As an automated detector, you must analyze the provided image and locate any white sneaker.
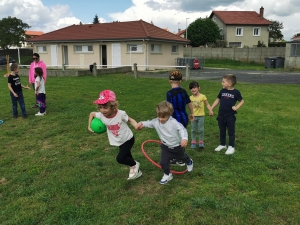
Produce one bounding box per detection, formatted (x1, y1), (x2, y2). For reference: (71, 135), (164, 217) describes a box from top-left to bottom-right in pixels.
(225, 146), (235, 155)
(186, 159), (193, 172)
(128, 170), (142, 180)
(35, 112), (45, 116)
(215, 145), (227, 151)
(160, 173), (173, 185)
(128, 161), (140, 179)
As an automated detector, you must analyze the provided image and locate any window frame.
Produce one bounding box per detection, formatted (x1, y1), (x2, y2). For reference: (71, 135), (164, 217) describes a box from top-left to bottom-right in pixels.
(127, 44), (143, 53)
(150, 44), (162, 53)
(74, 45), (93, 53)
(171, 45), (179, 54)
(290, 43), (300, 57)
(236, 27), (243, 36)
(229, 42), (242, 48)
(253, 27), (261, 36)
(36, 46), (47, 53)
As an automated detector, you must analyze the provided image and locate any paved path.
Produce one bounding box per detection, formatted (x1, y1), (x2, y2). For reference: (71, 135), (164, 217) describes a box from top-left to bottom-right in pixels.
(136, 68), (300, 84)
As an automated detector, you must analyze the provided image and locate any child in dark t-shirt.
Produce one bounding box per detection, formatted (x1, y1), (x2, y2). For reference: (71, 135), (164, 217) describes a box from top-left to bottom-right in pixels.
(211, 74), (244, 155)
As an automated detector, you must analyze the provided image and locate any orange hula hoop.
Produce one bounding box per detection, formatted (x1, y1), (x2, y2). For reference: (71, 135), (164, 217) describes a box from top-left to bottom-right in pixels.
(141, 140), (187, 175)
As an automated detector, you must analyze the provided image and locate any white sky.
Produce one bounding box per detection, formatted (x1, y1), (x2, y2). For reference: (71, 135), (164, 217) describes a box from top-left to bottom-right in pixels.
(0, 0), (299, 40)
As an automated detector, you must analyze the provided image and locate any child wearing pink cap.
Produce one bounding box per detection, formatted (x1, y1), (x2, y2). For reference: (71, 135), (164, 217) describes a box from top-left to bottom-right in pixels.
(88, 90), (142, 180)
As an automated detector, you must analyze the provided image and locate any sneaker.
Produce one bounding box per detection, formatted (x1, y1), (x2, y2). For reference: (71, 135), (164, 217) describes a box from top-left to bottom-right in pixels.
(186, 159), (193, 172)
(35, 112), (45, 116)
(199, 141), (205, 148)
(128, 170), (142, 180)
(170, 159), (185, 166)
(128, 161), (140, 179)
(215, 145), (227, 151)
(190, 140), (196, 148)
(22, 114), (28, 118)
(160, 173), (173, 185)
(225, 146), (235, 155)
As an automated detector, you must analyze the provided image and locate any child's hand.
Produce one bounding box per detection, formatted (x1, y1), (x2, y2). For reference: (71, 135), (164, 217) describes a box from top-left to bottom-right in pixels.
(14, 93), (18, 97)
(24, 85), (30, 89)
(88, 127), (95, 133)
(232, 106), (237, 111)
(135, 122), (143, 130)
(189, 114), (194, 122)
(35, 91), (38, 95)
(181, 139), (187, 147)
(209, 110), (214, 116)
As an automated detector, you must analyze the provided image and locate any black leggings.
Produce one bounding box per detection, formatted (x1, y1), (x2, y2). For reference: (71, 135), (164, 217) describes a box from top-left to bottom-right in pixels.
(116, 136), (136, 167)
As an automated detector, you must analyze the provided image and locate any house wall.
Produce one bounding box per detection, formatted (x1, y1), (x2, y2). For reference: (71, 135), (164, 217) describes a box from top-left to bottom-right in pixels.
(184, 47), (286, 63)
(32, 41), (184, 70)
(284, 43), (300, 68)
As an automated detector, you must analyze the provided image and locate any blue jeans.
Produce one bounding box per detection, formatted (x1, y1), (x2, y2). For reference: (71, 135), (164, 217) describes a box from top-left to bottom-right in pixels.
(191, 116), (204, 141)
(10, 91), (27, 116)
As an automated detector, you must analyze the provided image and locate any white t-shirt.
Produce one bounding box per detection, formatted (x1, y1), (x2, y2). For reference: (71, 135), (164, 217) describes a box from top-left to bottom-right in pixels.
(35, 76), (45, 94)
(95, 110), (133, 146)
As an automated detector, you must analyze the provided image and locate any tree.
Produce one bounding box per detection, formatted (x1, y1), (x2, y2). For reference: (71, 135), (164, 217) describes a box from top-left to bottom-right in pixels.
(186, 17), (221, 47)
(268, 20), (284, 42)
(0, 16), (30, 50)
(293, 33), (300, 37)
(93, 14), (100, 24)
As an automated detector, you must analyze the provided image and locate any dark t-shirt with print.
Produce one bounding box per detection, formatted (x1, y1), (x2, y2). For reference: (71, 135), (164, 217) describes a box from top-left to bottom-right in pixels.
(8, 74), (22, 92)
(217, 88), (243, 115)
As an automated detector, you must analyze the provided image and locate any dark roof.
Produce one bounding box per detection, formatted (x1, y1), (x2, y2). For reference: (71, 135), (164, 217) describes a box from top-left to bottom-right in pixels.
(209, 11), (272, 25)
(28, 20), (189, 44)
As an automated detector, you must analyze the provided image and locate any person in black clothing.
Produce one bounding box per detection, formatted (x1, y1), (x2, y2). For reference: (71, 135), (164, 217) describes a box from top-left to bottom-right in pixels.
(7, 63), (31, 118)
(211, 74), (244, 155)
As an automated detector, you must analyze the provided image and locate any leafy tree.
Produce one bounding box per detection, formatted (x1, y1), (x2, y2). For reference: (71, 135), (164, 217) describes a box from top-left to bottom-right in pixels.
(93, 14), (100, 24)
(0, 16), (30, 50)
(268, 20), (284, 41)
(293, 33), (300, 37)
(186, 17), (221, 47)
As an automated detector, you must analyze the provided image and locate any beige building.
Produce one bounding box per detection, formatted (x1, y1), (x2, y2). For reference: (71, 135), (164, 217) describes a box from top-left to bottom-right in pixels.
(209, 7), (272, 48)
(27, 20), (189, 70)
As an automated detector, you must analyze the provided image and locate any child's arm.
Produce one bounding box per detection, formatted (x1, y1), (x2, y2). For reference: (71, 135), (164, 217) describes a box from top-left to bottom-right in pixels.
(135, 122), (144, 130)
(7, 83), (18, 97)
(128, 117), (138, 128)
(232, 99), (244, 111)
(35, 81), (40, 94)
(22, 84), (30, 90)
(187, 102), (194, 121)
(88, 112), (97, 133)
(210, 98), (220, 116)
(204, 100), (213, 116)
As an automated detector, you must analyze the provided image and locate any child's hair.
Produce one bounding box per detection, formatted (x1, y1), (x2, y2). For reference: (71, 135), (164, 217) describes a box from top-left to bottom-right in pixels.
(223, 74), (237, 86)
(169, 70), (182, 81)
(34, 67), (43, 78)
(189, 81), (200, 89)
(156, 101), (174, 118)
(98, 101), (119, 111)
(10, 63), (19, 71)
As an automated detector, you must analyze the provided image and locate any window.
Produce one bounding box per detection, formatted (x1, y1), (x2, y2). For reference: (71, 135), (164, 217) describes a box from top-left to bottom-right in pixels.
(127, 44), (142, 53)
(291, 43), (300, 56)
(220, 28), (224, 40)
(74, 45), (93, 53)
(171, 45), (178, 53)
(213, 17), (217, 22)
(253, 27), (261, 36)
(229, 42), (242, 48)
(37, 46), (47, 53)
(151, 44), (162, 53)
(236, 27), (243, 36)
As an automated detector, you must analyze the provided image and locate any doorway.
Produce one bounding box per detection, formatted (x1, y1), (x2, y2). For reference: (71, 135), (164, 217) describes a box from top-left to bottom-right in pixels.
(62, 45), (69, 65)
(100, 45), (107, 68)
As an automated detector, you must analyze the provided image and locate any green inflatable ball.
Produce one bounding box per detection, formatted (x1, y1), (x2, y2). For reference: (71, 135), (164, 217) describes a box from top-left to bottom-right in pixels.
(91, 118), (107, 134)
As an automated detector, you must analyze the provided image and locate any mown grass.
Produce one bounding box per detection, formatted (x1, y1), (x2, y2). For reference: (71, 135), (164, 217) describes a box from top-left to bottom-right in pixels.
(0, 70), (299, 225)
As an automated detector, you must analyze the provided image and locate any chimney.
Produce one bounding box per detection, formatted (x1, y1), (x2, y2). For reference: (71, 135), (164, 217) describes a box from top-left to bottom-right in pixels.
(259, 6), (264, 17)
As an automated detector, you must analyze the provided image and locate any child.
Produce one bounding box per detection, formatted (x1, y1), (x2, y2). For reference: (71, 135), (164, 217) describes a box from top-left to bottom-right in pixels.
(167, 70), (194, 166)
(34, 67), (46, 116)
(29, 53), (47, 108)
(136, 101), (193, 185)
(7, 63), (30, 118)
(211, 74), (244, 155)
(189, 81), (213, 149)
(88, 90), (142, 180)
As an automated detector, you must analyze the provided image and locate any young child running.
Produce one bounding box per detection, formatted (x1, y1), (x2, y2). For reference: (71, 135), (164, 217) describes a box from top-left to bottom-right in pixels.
(189, 81), (213, 149)
(211, 74), (244, 155)
(167, 70), (194, 166)
(34, 67), (46, 116)
(7, 63), (30, 118)
(136, 101), (193, 185)
(88, 90), (142, 180)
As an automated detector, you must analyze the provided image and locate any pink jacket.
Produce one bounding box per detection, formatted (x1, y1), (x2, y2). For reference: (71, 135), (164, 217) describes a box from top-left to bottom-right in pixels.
(29, 60), (47, 84)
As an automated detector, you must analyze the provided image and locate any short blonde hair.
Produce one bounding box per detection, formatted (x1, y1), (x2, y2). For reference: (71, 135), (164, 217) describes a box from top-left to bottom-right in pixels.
(223, 74), (237, 86)
(156, 101), (174, 118)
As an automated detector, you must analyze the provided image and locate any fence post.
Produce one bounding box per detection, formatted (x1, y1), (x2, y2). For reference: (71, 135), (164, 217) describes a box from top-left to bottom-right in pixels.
(93, 63), (97, 76)
(134, 63), (138, 79)
(62, 64), (65, 71)
(185, 63), (190, 81)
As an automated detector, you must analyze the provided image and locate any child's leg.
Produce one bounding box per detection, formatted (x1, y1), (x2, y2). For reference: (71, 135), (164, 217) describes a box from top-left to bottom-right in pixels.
(116, 137), (136, 167)
(191, 119), (197, 142)
(10, 92), (18, 116)
(217, 116), (226, 146)
(37, 93), (46, 113)
(160, 144), (172, 175)
(17, 92), (27, 116)
(227, 115), (236, 147)
(198, 116), (205, 141)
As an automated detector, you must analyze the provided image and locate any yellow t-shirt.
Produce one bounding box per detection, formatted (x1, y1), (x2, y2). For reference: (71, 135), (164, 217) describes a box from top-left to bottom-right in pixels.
(190, 94), (207, 116)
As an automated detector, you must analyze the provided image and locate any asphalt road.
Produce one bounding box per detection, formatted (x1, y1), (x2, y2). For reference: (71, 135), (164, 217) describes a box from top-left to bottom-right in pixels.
(136, 68), (300, 84)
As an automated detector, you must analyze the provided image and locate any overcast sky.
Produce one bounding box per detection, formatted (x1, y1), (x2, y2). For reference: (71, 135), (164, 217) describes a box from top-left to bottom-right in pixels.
(1, 0), (299, 40)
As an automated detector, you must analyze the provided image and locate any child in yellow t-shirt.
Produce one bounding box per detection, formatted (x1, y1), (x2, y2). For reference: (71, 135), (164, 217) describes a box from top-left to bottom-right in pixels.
(189, 81), (213, 148)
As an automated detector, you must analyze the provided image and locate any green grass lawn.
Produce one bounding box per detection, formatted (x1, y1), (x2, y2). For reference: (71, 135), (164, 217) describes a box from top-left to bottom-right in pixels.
(0, 71), (299, 225)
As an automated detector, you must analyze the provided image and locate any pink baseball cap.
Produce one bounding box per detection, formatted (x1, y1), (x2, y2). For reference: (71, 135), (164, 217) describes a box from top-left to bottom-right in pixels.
(93, 90), (116, 104)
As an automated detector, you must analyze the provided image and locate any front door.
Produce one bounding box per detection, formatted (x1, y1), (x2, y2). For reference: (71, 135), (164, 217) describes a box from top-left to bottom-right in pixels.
(50, 45), (58, 66)
(112, 44), (121, 68)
